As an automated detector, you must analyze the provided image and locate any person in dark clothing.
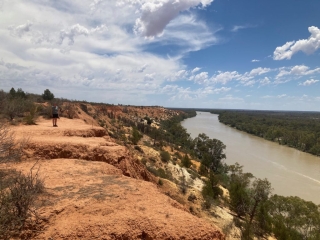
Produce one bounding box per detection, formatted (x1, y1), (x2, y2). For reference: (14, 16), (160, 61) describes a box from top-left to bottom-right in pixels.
(51, 103), (59, 127)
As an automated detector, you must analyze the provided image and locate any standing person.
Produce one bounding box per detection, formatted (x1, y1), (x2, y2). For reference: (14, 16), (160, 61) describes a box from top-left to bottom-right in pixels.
(51, 103), (59, 127)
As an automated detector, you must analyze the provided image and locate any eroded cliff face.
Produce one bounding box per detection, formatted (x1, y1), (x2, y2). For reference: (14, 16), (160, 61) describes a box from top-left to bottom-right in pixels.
(2, 115), (225, 239)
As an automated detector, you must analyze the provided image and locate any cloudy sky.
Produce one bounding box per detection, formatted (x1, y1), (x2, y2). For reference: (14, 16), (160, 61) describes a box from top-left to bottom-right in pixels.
(1, 0), (320, 111)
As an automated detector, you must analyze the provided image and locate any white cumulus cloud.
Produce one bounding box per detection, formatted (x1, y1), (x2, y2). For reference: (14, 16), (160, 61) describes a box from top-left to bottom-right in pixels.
(211, 71), (241, 85)
(190, 71), (209, 84)
(273, 26), (320, 60)
(192, 67), (201, 74)
(249, 67), (271, 77)
(276, 65), (320, 79)
(134, 0), (214, 37)
(299, 79), (319, 86)
(260, 77), (271, 86)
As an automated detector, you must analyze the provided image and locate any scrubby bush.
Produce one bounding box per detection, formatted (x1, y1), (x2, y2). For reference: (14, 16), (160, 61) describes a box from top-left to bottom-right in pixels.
(188, 193), (197, 202)
(63, 102), (77, 119)
(39, 104), (54, 119)
(80, 103), (88, 114)
(131, 127), (142, 145)
(180, 175), (188, 195)
(146, 166), (173, 181)
(0, 168), (44, 238)
(158, 178), (163, 186)
(24, 103), (38, 125)
(134, 145), (144, 153)
(0, 124), (27, 163)
(181, 154), (192, 168)
(98, 119), (106, 127)
(0, 124), (45, 238)
(160, 150), (171, 162)
(4, 97), (27, 121)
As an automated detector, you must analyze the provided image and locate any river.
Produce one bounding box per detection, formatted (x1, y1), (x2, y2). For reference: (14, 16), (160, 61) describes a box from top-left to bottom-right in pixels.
(181, 112), (320, 204)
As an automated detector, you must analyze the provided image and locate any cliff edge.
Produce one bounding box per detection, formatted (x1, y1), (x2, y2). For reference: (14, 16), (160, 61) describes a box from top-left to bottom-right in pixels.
(1, 116), (225, 239)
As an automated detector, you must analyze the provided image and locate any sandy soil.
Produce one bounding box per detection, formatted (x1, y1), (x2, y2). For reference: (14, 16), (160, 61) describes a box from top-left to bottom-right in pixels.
(1, 116), (225, 239)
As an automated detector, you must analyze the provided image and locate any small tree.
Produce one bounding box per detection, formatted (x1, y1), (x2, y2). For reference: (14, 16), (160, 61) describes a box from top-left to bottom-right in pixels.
(228, 163), (253, 217)
(42, 89), (54, 101)
(228, 163), (273, 239)
(248, 178), (272, 224)
(181, 154), (192, 168)
(202, 172), (223, 200)
(194, 133), (226, 174)
(267, 195), (320, 240)
(16, 88), (26, 99)
(9, 87), (16, 98)
(131, 127), (142, 145)
(9, 88), (27, 99)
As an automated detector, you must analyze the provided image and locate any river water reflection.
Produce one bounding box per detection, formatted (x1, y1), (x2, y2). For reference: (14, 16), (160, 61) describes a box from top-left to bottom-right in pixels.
(181, 112), (320, 204)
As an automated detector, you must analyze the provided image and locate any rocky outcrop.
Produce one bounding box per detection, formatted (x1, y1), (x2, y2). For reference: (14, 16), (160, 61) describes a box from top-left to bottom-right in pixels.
(24, 142), (155, 182)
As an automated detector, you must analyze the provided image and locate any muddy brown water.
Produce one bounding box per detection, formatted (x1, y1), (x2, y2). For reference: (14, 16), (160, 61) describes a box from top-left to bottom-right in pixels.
(182, 112), (320, 204)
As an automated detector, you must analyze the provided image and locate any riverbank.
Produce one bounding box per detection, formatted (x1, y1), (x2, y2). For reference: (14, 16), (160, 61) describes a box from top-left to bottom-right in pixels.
(215, 110), (320, 157)
(182, 112), (320, 204)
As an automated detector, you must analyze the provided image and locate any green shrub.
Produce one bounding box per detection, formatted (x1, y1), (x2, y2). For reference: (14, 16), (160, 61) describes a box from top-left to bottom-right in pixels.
(181, 154), (192, 168)
(180, 175), (188, 195)
(134, 145), (144, 153)
(80, 103), (88, 114)
(131, 127), (142, 145)
(201, 173), (223, 200)
(187, 168), (200, 180)
(146, 166), (172, 181)
(158, 178), (163, 186)
(24, 104), (38, 125)
(160, 150), (171, 162)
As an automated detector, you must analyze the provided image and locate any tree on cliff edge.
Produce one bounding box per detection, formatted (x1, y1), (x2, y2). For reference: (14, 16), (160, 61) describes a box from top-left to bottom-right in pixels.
(42, 89), (54, 101)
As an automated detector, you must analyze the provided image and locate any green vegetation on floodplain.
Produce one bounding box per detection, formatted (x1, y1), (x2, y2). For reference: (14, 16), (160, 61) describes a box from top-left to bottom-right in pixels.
(211, 110), (320, 157)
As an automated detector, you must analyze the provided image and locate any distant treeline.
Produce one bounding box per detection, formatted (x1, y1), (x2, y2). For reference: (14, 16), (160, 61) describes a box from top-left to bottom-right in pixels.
(211, 110), (320, 156)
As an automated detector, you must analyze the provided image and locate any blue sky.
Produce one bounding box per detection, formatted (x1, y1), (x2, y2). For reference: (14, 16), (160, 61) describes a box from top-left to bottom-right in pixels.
(1, 0), (320, 111)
